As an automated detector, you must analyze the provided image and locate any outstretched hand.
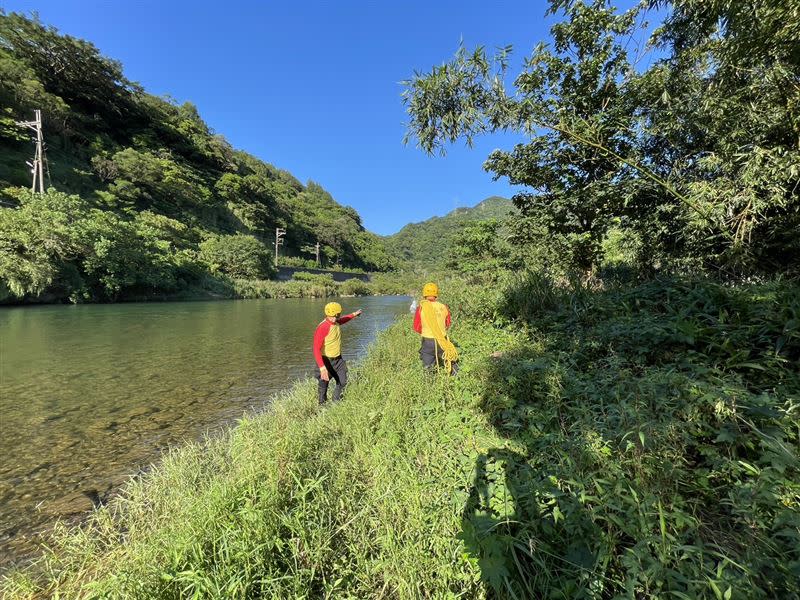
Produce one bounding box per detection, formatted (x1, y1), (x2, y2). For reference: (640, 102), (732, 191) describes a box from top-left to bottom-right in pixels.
(353, 309), (363, 317)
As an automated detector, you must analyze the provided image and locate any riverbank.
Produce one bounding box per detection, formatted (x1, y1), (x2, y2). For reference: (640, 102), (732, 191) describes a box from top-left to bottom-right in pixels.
(3, 274), (798, 598)
(1, 271), (428, 305)
(228, 271), (425, 299)
(3, 312), (500, 598)
(0, 296), (410, 575)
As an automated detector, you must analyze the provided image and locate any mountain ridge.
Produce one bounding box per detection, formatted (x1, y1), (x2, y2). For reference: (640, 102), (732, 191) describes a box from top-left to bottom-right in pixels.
(383, 195), (516, 267)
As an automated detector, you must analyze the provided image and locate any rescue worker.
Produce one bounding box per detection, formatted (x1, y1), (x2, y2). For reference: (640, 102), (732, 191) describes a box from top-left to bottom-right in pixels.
(413, 282), (458, 374)
(313, 302), (363, 404)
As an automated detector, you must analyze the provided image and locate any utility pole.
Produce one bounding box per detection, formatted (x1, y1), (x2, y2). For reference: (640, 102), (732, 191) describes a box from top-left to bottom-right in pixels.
(16, 110), (46, 194)
(274, 227), (286, 267)
(301, 241), (321, 266)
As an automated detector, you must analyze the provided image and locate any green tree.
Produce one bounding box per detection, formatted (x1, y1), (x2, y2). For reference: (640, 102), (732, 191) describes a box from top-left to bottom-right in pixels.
(447, 219), (512, 278)
(0, 189), (195, 301)
(403, 1), (641, 274)
(404, 0), (800, 277)
(199, 233), (274, 279)
(0, 189), (89, 298)
(81, 212), (159, 300)
(628, 0), (800, 274)
(0, 10), (142, 131)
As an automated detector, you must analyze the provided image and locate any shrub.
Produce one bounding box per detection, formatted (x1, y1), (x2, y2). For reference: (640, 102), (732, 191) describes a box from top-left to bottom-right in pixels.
(0, 189), (193, 301)
(279, 256), (318, 269)
(0, 189), (89, 298)
(199, 234), (274, 280)
(340, 278), (371, 296)
(292, 271), (334, 284)
(458, 275), (800, 597)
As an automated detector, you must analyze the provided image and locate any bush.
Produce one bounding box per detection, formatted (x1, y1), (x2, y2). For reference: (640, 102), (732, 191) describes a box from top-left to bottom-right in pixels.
(339, 278), (371, 296)
(292, 271), (334, 284)
(230, 278), (336, 299)
(199, 234), (274, 280)
(0, 189), (88, 299)
(0, 189), (197, 301)
(279, 256), (318, 269)
(456, 275), (800, 598)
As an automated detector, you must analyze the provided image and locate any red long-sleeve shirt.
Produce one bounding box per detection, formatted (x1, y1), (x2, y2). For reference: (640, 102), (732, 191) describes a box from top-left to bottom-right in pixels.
(312, 314), (354, 367)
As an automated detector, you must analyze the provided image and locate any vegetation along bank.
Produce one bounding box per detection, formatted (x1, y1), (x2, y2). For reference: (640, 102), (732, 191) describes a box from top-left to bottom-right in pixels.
(1, 0), (799, 597)
(3, 273), (798, 598)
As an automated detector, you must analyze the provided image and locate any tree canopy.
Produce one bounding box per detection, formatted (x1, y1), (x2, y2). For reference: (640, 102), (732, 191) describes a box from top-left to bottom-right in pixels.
(0, 11), (395, 302)
(403, 0), (800, 277)
(383, 196), (515, 269)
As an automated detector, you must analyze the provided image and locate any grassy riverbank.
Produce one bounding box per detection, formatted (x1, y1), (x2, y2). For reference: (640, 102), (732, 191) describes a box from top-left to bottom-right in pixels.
(2, 271), (427, 304)
(229, 272), (428, 300)
(3, 274), (798, 598)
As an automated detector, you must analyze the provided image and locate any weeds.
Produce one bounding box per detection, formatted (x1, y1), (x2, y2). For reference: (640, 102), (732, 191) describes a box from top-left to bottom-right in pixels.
(457, 273), (800, 598)
(2, 274), (797, 598)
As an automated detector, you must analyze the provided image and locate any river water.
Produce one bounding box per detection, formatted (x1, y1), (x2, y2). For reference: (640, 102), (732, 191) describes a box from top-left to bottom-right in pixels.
(0, 296), (409, 570)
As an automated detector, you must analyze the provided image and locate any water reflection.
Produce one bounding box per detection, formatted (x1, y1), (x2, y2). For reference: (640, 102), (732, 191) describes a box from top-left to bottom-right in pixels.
(0, 296), (407, 569)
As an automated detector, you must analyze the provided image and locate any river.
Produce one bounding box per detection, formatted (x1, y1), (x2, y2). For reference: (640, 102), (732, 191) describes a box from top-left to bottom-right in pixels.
(0, 296), (409, 571)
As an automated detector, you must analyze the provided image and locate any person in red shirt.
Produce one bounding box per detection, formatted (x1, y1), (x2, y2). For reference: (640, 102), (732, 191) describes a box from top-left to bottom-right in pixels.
(313, 301), (363, 404)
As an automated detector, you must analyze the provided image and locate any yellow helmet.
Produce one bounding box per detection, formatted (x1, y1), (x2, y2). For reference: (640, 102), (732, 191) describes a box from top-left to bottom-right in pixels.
(324, 302), (342, 317)
(422, 282), (439, 298)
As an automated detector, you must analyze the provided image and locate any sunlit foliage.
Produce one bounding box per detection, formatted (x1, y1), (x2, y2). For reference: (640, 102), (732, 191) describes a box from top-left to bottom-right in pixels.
(403, 0), (800, 277)
(0, 11), (394, 302)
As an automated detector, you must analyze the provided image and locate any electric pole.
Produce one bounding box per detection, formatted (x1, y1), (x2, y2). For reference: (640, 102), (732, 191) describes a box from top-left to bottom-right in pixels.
(274, 227), (286, 267)
(16, 110), (46, 194)
(301, 240), (321, 266)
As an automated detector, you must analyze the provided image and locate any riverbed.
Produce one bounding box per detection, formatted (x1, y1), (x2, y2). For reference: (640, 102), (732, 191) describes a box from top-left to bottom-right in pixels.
(0, 296), (409, 570)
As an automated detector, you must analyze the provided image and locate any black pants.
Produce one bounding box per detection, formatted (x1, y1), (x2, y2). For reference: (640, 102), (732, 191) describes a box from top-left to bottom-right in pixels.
(420, 337), (458, 374)
(317, 355), (348, 404)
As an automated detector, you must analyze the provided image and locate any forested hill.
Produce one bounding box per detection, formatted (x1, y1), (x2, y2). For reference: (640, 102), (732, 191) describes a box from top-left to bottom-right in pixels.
(0, 12), (394, 303)
(383, 196), (515, 267)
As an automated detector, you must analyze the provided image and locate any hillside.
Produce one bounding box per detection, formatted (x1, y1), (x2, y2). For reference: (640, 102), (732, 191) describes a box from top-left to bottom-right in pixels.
(383, 195), (515, 267)
(0, 12), (394, 302)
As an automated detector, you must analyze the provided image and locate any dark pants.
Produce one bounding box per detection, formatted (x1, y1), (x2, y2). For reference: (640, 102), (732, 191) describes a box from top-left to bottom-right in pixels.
(420, 337), (458, 374)
(317, 355), (348, 404)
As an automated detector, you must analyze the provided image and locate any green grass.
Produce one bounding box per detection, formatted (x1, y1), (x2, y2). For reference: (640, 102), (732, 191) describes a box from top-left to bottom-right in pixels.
(227, 271), (429, 300)
(3, 274), (798, 599)
(461, 275), (800, 598)
(1, 316), (516, 599)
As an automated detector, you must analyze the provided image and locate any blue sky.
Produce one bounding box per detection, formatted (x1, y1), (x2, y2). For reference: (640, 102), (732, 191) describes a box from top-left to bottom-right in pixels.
(3, 1), (638, 235)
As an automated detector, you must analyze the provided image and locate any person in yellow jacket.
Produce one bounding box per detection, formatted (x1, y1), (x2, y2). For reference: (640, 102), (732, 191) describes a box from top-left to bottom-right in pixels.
(412, 282), (458, 374)
(313, 301), (363, 404)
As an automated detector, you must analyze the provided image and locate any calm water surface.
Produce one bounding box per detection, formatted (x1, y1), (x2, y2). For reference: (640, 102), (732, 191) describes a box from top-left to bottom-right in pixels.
(0, 296), (409, 570)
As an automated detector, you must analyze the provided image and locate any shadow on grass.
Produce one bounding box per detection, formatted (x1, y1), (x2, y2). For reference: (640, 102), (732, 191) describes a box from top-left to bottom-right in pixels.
(460, 345), (612, 599)
(460, 273), (800, 598)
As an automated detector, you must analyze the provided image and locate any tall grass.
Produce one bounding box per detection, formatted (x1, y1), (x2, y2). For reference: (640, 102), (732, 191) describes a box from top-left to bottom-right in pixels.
(1, 317), (516, 599)
(3, 274), (798, 598)
(229, 271), (431, 299)
(456, 273), (800, 598)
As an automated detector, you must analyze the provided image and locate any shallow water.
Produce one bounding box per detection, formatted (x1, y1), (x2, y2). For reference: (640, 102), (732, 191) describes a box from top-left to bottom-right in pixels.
(0, 296), (409, 570)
